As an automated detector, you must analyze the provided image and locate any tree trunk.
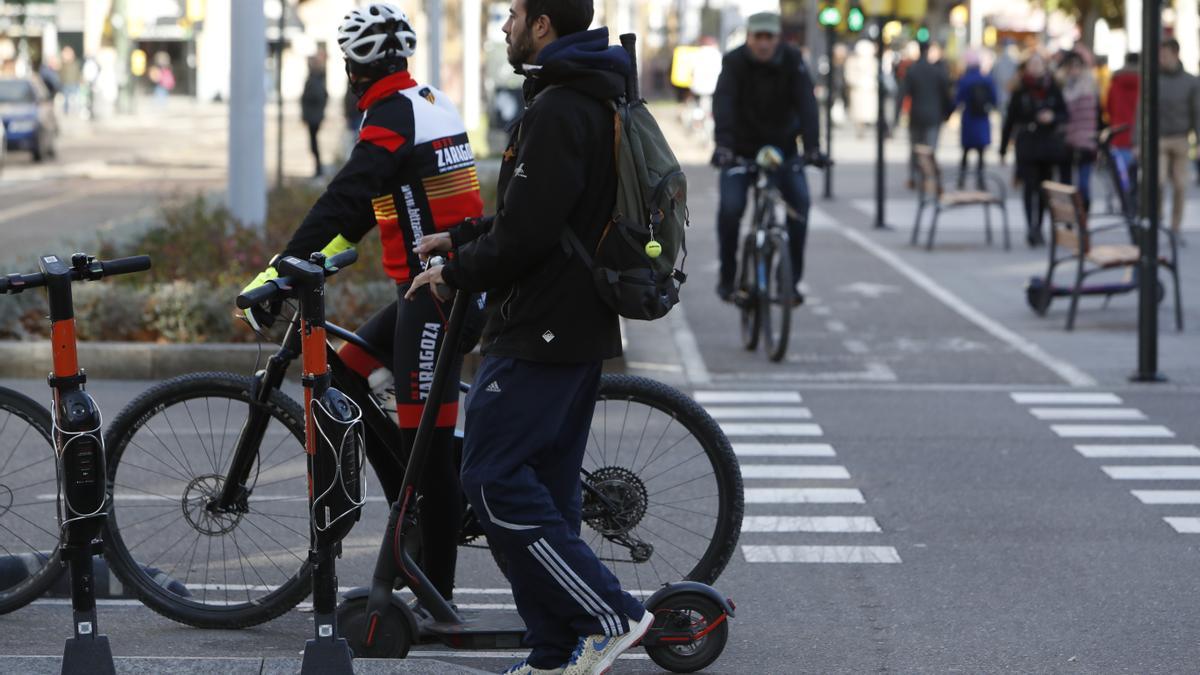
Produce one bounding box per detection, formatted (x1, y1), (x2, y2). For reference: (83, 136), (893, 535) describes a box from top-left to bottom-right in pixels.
(1081, 3), (1099, 51)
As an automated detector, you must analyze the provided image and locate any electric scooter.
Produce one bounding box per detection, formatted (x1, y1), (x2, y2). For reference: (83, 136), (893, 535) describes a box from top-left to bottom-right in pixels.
(1, 252), (152, 675)
(237, 250), (366, 674)
(335, 263), (734, 673)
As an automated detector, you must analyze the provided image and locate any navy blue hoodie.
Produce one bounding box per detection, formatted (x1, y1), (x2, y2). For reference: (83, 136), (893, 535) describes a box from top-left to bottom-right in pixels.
(442, 28), (629, 363)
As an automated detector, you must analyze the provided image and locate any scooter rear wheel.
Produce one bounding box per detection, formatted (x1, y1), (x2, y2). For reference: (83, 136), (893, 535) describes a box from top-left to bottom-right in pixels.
(644, 593), (729, 673)
(337, 596), (413, 659)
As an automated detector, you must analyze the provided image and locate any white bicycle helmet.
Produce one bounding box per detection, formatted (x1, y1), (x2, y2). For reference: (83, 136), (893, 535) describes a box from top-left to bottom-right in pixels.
(338, 3), (417, 65)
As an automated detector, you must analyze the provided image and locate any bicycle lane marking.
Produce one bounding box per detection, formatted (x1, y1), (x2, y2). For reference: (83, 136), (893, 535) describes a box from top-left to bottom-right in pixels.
(832, 224), (1096, 387)
(695, 388), (901, 564)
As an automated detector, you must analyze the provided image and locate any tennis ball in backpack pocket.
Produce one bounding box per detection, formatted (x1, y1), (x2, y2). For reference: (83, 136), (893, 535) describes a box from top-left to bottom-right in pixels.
(645, 240), (662, 259)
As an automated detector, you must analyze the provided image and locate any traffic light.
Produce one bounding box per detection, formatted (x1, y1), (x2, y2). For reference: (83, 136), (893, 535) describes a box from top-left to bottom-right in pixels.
(847, 0), (865, 32)
(916, 26), (930, 43)
(818, 5), (842, 27)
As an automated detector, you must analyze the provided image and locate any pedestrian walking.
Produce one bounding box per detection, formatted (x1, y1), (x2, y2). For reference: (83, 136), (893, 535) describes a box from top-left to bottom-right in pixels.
(846, 39), (878, 137)
(1105, 52), (1140, 198)
(1060, 50), (1099, 212)
(1155, 39), (1200, 245)
(953, 49), (997, 189)
(899, 40), (952, 187)
(999, 53), (1068, 247)
(991, 40), (1019, 112)
(59, 46), (81, 117)
(342, 87), (362, 161)
(407, 0), (653, 671)
(301, 57), (329, 178)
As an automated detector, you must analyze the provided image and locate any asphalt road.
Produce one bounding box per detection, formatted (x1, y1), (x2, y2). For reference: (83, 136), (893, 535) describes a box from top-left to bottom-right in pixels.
(2, 115), (1200, 673)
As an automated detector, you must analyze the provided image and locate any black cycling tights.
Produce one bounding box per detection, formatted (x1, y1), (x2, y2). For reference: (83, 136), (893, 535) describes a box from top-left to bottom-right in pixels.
(338, 283), (463, 601)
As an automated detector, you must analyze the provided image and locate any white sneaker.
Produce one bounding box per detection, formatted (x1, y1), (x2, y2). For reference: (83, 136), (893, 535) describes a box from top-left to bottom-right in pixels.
(561, 612), (654, 675)
(500, 659), (565, 675)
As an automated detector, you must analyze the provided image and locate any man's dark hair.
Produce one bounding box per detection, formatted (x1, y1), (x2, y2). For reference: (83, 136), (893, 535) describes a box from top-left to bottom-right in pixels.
(1163, 38), (1181, 54)
(525, 0), (593, 37)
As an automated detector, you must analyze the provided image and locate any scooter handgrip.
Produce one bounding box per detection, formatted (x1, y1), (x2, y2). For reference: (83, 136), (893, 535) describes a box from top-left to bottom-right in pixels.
(237, 280), (283, 309)
(101, 255), (152, 278)
(326, 249), (358, 271)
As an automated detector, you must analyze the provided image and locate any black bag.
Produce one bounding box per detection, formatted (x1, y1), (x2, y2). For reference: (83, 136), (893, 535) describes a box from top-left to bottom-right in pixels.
(966, 81), (991, 117)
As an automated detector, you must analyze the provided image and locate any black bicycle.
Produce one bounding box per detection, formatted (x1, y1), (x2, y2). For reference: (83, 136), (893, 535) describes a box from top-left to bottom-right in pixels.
(101, 264), (744, 629)
(731, 148), (829, 363)
(0, 386), (57, 614)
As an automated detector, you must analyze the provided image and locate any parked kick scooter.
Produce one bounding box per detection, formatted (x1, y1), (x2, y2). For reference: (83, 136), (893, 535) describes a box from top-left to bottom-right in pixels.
(335, 259), (735, 673)
(237, 250), (365, 674)
(1, 252), (152, 675)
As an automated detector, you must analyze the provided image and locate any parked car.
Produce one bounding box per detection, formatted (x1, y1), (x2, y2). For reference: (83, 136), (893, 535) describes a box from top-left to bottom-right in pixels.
(0, 76), (58, 162)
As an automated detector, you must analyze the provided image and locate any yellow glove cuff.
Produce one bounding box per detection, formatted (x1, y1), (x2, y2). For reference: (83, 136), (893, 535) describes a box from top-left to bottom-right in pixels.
(320, 235), (355, 260)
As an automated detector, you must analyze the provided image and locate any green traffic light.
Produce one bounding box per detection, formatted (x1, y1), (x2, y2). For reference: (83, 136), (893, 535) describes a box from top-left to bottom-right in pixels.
(916, 26), (930, 42)
(818, 6), (841, 27)
(847, 7), (865, 32)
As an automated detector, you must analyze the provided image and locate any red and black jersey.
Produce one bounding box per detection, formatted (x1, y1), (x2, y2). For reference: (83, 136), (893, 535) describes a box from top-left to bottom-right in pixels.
(284, 71), (483, 283)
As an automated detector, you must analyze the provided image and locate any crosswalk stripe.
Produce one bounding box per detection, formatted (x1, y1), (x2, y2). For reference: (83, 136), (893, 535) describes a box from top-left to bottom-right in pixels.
(1131, 490), (1200, 504)
(1030, 407), (1147, 421)
(740, 465), (850, 480)
(742, 545), (901, 563)
(745, 488), (864, 503)
(1011, 392), (1122, 405)
(1163, 517), (1200, 533)
(1075, 444), (1200, 458)
(742, 516), (880, 533)
(1103, 466), (1200, 480)
(1050, 425), (1174, 438)
(733, 443), (836, 457)
(694, 391), (802, 404)
(705, 406), (813, 420)
(720, 422), (823, 437)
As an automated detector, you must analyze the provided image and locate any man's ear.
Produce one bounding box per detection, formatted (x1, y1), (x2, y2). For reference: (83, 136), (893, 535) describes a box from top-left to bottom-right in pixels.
(533, 14), (554, 42)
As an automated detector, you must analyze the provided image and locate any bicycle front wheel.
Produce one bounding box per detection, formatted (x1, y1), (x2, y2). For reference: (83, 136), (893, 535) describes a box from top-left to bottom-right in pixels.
(0, 387), (60, 614)
(737, 233), (760, 351)
(582, 375), (743, 587)
(102, 373), (312, 628)
(762, 234), (793, 363)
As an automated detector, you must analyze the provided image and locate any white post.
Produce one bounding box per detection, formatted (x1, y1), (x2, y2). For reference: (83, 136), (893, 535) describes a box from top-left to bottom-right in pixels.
(1176, 0), (1199, 74)
(229, 0), (267, 228)
(1126, 0), (1142, 54)
(427, 0), (443, 89)
(463, 0), (481, 127)
(968, 0), (984, 48)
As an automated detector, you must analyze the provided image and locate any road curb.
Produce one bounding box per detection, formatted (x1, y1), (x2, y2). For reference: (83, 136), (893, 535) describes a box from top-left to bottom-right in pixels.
(0, 655), (491, 674)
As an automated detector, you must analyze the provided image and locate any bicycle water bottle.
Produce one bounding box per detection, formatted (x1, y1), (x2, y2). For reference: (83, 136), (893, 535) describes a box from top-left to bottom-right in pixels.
(367, 367), (397, 415)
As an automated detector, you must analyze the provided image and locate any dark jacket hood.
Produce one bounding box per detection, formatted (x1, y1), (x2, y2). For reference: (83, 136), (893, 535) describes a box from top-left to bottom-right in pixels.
(524, 27), (630, 100)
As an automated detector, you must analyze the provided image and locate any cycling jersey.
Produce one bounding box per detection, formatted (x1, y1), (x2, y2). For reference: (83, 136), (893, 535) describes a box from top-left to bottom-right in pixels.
(284, 71), (484, 282)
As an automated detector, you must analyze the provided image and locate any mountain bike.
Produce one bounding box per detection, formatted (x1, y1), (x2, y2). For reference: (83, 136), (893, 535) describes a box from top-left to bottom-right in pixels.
(101, 256), (744, 629)
(0, 252), (151, 674)
(0, 386), (56, 614)
(731, 148), (830, 363)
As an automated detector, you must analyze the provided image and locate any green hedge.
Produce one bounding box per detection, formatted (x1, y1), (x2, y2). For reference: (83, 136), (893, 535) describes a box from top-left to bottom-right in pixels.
(7, 177), (498, 343)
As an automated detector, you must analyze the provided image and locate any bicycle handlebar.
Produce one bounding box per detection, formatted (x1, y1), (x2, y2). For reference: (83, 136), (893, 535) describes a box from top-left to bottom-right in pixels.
(0, 254), (152, 295)
(728, 153), (833, 173)
(235, 249), (358, 309)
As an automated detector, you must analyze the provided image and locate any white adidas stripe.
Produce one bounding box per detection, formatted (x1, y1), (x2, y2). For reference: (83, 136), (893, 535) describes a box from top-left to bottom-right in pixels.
(530, 539), (621, 636)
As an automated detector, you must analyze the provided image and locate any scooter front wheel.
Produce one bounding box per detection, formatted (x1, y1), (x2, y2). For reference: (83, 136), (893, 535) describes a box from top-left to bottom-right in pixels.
(336, 595), (413, 659)
(644, 593), (730, 673)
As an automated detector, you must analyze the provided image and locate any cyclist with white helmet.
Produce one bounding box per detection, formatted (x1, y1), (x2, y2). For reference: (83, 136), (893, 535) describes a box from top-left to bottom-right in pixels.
(242, 2), (483, 605)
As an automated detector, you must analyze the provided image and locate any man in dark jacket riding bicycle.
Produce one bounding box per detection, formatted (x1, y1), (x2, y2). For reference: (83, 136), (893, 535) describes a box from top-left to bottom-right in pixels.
(711, 11), (823, 305)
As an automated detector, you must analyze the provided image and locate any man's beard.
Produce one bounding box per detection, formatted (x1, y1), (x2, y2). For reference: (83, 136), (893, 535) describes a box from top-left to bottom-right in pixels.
(507, 30), (535, 72)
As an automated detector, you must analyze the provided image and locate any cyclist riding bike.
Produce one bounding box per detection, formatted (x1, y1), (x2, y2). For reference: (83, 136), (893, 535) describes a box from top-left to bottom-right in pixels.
(711, 11), (824, 305)
(241, 2), (482, 605)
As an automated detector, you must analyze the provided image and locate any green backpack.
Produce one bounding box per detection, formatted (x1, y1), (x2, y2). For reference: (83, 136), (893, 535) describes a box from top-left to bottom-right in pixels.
(563, 37), (689, 321)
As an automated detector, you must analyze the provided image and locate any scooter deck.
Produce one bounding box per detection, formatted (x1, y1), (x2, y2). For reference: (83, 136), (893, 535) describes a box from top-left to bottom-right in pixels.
(419, 609), (527, 649)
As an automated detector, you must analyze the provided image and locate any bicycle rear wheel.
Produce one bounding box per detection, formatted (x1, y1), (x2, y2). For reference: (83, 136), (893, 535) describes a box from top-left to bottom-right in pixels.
(0, 387), (59, 614)
(572, 375), (742, 587)
(102, 373), (312, 628)
(737, 234), (760, 351)
(761, 234), (793, 363)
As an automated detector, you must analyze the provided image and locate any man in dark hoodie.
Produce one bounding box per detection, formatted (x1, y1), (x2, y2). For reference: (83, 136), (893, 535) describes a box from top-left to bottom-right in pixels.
(711, 11), (822, 304)
(408, 1), (649, 673)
